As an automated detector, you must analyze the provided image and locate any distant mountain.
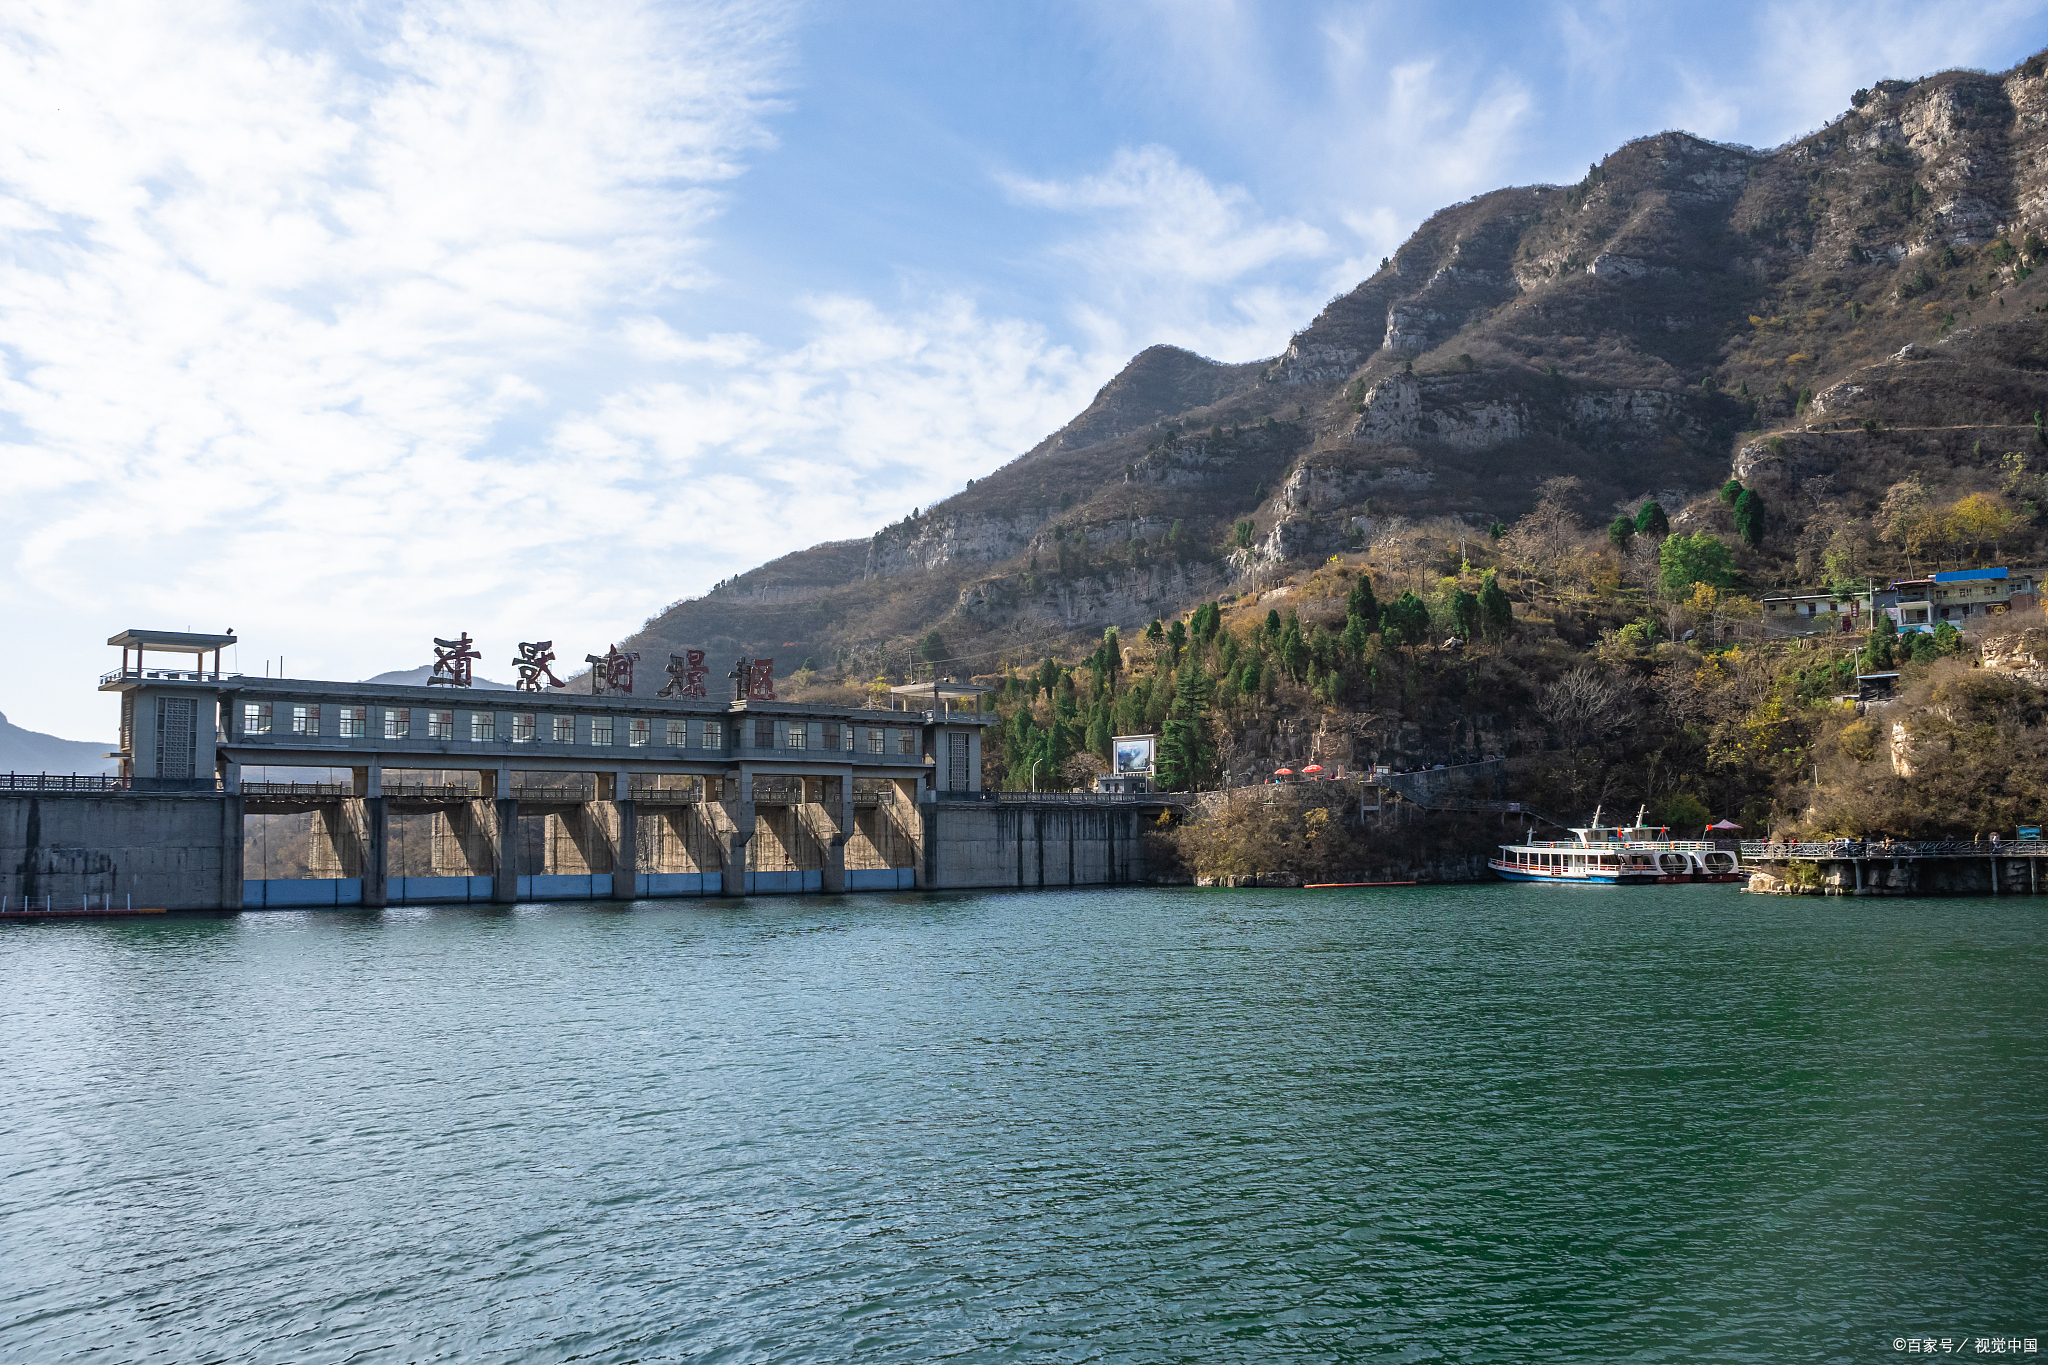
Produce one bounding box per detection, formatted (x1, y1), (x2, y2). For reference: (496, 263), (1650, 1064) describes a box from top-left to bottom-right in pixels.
(617, 49), (2048, 680)
(362, 665), (517, 690)
(0, 710), (117, 775)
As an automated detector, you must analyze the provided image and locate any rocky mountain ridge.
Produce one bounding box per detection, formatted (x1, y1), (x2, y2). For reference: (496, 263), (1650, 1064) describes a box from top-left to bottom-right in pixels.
(618, 49), (2048, 681)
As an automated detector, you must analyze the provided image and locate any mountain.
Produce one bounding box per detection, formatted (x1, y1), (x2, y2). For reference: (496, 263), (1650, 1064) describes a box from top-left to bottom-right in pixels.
(0, 710), (117, 775)
(619, 51), (2048, 682)
(362, 665), (517, 690)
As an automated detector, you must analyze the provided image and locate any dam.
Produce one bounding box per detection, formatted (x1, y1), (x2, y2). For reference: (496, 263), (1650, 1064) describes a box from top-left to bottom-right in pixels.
(2, 629), (1159, 912)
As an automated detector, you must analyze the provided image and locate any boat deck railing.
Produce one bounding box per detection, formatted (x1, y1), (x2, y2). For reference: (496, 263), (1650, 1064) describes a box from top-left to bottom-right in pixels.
(1512, 838), (1718, 851)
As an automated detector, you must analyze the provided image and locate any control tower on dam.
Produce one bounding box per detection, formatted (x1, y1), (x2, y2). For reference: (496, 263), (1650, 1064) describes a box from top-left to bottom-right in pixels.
(1, 629), (1156, 912)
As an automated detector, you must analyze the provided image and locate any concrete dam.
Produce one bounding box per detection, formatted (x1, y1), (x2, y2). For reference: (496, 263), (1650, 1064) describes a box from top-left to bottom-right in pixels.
(3, 630), (1159, 913)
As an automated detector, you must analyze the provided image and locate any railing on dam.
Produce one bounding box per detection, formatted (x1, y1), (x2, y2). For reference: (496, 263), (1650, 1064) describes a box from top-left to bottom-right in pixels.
(1744, 839), (2048, 860)
(4, 773), (128, 793)
(937, 790), (1193, 806)
(3, 773), (221, 794)
(242, 781), (354, 799)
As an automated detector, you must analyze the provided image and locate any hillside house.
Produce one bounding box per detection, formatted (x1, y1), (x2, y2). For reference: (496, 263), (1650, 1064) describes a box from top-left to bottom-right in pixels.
(1880, 568), (2039, 632)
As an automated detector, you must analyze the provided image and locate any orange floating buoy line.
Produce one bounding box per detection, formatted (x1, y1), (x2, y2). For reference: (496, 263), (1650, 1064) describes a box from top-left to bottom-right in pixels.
(1303, 881), (1417, 888)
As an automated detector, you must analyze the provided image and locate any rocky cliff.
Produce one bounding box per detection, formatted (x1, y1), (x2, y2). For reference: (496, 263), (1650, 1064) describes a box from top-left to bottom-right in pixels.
(621, 49), (2048, 681)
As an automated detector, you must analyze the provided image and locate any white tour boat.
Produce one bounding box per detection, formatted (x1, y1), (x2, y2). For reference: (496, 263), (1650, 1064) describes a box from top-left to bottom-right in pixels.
(1490, 807), (1744, 885)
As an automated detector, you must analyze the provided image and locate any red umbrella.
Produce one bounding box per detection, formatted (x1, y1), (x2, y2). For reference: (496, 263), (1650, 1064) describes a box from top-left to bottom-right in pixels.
(1303, 764), (1324, 776)
(1274, 768), (1294, 776)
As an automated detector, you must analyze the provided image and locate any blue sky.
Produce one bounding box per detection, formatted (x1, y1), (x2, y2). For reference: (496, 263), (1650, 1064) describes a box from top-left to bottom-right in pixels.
(4, 0), (2046, 740)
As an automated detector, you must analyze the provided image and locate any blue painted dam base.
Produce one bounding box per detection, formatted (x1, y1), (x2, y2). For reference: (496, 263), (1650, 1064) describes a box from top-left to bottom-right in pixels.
(240, 870), (901, 905)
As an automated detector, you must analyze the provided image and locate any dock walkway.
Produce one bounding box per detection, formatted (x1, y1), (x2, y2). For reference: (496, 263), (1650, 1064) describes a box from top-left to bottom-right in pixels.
(1740, 839), (2048, 895)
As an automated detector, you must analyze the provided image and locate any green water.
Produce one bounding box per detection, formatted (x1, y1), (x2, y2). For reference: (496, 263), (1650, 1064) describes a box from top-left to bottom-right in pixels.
(1, 884), (2042, 1362)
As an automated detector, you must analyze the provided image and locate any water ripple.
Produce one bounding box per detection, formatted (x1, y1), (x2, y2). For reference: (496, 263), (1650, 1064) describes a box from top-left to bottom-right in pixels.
(1, 886), (2043, 1362)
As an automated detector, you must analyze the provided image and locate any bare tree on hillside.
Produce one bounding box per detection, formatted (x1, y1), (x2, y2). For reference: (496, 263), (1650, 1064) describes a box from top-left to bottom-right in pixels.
(1505, 476), (1585, 581)
(1543, 666), (1636, 753)
(1877, 478), (1936, 575)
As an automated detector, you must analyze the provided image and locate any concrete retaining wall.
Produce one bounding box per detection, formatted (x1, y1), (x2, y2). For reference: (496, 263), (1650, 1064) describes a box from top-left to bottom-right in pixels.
(2, 792), (238, 912)
(930, 804), (1144, 889)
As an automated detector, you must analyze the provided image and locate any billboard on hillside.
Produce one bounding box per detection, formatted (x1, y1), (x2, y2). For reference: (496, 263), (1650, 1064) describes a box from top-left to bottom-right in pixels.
(1113, 734), (1157, 776)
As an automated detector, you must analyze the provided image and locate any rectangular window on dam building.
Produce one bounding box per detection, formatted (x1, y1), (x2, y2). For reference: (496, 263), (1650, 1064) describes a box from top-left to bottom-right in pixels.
(243, 703), (271, 735)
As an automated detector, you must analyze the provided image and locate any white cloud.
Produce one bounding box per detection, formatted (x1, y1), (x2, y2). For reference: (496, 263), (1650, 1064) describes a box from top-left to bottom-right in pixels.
(0, 0), (797, 736)
(580, 294), (1099, 523)
(1000, 145), (1331, 362)
(1004, 145), (1327, 286)
(1739, 0), (2046, 146)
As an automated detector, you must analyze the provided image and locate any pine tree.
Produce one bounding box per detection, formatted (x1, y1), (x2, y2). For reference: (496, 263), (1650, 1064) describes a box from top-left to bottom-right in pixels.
(1861, 611), (1899, 672)
(1608, 514), (1636, 553)
(1384, 591), (1432, 646)
(1156, 660), (1215, 791)
(1478, 569), (1513, 637)
(1733, 488), (1765, 547)
(1451, 588), (1480, 640)
(1345, 573), (1381, 633)
(1279, 614), (1310, 681)
(1635, 500), (1670, 538)
(1340, 613), (1373, 659)
(1086, 704), (1112, 762)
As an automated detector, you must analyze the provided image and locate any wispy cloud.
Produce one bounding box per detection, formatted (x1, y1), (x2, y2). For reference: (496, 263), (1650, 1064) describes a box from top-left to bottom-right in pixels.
(1000, 145), (1330, 361)
(0, 0), (798, 732)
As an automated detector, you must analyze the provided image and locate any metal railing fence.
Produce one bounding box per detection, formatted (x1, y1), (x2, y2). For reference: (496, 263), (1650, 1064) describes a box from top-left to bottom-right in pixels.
(1743, 839), (2048, 859)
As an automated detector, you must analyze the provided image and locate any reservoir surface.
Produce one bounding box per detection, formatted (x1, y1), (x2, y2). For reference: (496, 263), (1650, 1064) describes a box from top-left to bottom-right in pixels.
(2, 884), (2042, 1362)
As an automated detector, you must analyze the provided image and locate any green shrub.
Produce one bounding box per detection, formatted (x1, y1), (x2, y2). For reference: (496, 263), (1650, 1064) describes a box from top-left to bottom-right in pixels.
(1658, 532), (1736, 597)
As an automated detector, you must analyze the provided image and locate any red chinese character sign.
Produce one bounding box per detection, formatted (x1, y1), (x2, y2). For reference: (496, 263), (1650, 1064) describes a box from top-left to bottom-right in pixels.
(512, 641), (565, 693)
(429, 633), (480, 687)
(586, 644), (641, 695)
(726, 656), (774, 701)
(660, 650), (709, 699)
